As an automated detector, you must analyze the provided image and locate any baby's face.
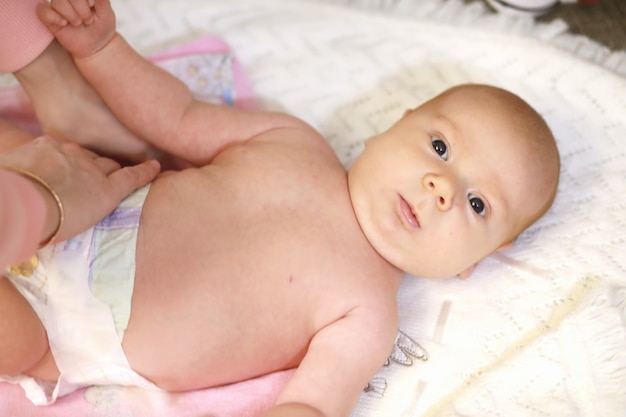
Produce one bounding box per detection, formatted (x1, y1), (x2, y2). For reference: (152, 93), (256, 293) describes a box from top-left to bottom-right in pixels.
(348, 89), (549, 278)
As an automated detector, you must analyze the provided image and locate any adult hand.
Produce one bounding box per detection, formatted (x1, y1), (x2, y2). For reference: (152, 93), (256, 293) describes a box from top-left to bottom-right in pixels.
(0, 135), (160, 244)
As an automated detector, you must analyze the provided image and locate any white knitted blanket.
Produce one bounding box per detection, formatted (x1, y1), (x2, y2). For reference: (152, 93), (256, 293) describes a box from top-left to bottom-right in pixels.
(7, 1), (626, 416)
(94, 0), (626, 415)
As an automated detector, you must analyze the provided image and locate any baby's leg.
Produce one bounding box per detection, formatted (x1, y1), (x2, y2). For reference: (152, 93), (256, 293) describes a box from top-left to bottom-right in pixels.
(0, 277), (53, 378)
(1, 0), (153, 163)
(14, 41), (155, 163)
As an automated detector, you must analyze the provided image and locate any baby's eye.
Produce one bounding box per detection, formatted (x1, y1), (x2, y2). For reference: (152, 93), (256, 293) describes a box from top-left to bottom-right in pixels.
(468, 194), (486, 216)
(431, 136), (448, 161)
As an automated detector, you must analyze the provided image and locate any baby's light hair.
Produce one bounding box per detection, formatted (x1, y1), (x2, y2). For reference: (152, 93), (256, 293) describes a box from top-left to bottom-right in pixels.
(438, 84), (561, 240)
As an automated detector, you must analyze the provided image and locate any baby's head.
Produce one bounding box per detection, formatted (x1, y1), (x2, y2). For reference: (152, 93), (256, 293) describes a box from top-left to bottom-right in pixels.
(348, 84), (560, 279)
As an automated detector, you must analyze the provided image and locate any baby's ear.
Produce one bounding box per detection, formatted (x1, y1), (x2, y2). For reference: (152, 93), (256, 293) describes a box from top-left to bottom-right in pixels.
(457, 264), (475, 280)
(456, 241), (514, 279)
(495, 241), (514, 252)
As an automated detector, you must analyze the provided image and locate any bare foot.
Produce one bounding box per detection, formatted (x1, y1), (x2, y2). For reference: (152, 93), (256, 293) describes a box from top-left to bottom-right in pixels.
(13, 41), (155, 163)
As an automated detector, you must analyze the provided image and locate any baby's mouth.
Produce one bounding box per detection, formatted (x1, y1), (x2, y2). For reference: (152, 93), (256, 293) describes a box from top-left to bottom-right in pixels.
(399, 195), (420, 229)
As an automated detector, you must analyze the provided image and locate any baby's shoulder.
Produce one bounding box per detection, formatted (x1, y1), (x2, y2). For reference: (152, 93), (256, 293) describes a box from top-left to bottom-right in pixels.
(337, 265), (401, 327)
(325, 280), (400, 357)
(250, 116), (336, 158)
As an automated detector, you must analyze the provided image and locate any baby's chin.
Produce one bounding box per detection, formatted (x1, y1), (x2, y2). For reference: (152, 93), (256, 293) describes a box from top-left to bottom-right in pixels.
(397, 261), (464, 280)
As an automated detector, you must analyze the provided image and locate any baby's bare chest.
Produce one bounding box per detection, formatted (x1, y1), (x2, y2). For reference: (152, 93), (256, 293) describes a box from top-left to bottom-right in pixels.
(120, 141), (404, 388)
(128, 160), (393, 384)
(136, 156), (379, 309)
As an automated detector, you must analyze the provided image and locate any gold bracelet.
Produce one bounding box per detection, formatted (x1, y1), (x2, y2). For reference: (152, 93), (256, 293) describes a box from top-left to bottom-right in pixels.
(3, 167), (65, 249)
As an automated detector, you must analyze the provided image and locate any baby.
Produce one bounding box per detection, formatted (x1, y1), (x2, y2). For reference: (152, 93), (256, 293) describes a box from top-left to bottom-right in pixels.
(0, 0), (560, 416)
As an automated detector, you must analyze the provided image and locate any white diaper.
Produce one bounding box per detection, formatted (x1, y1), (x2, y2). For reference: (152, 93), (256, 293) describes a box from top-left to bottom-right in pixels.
(1, 185), (158, 405)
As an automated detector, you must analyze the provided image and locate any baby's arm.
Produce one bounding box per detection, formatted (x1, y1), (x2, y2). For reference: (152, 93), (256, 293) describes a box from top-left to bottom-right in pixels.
(38, 0), (309, 165)
(263, 308), (398, 417)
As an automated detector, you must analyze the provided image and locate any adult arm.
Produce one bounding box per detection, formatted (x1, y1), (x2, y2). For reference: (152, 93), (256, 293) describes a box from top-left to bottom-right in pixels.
(0, 169), (50, 268)
(0, 0), (53, 73)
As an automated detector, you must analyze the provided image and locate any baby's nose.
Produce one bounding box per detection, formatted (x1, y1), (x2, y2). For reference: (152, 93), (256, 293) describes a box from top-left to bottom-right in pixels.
(423, 173), (455, 211)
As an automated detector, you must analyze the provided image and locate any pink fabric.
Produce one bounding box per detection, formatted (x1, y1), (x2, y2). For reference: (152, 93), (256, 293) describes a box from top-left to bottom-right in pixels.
(150, 36), (258, 111)
(0, 370), (293, 417)
(0, 0), (53, 72)
(0, 36), (286, 417)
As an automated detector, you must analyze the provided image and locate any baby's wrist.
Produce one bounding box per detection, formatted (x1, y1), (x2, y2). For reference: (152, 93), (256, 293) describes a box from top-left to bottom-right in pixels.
(74, 31), (118, 62)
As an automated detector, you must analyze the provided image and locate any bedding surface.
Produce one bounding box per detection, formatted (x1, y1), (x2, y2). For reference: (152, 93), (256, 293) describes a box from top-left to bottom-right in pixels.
(1, 0), (625, 416)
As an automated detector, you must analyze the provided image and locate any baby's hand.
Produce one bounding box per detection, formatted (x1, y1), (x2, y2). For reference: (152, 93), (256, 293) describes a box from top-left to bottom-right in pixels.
(37, 0), (117, 59)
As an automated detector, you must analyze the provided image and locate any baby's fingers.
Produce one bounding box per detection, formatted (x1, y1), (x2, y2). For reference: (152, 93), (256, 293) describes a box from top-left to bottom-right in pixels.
(36, 2), (69, 32)
(47, 0), (90, 27)
(67, 0), (96, 25)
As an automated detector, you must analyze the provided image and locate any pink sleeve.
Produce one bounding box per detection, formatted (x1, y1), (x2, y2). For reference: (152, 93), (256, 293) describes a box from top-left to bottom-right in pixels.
(0, 169), (47, 270)
(0, 0), (53, 73)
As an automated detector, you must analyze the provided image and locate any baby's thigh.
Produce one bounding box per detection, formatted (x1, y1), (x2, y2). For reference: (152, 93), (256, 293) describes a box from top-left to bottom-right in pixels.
(0, 276), (49, 375)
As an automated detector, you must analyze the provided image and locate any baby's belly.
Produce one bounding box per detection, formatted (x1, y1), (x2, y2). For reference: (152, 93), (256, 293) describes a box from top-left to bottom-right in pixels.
(122, 167), (370, 390)
(123, 178), (315, 389)
(122, 264), (312, 390)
